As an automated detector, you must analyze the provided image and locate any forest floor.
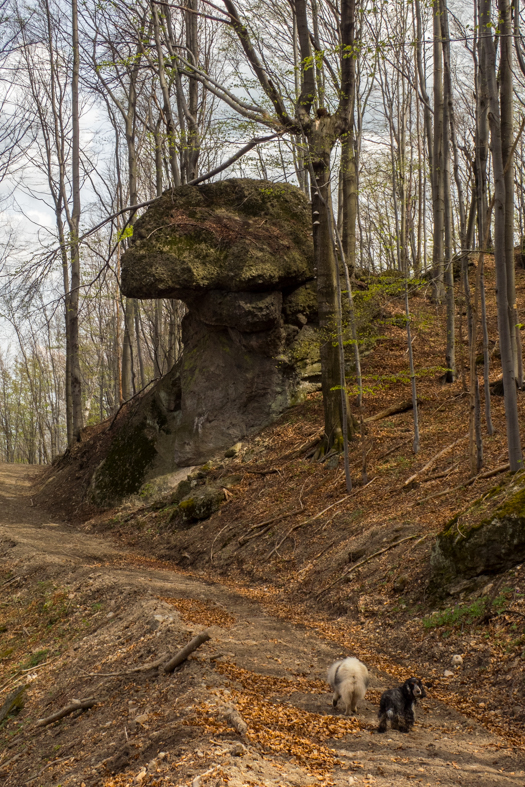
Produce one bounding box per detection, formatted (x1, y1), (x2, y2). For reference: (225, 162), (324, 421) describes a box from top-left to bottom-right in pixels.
(3, 258), (525, 784)
(1, 463), (525, 787)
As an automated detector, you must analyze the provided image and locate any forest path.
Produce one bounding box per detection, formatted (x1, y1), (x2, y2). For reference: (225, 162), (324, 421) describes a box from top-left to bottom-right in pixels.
(0, 463), (523, 787)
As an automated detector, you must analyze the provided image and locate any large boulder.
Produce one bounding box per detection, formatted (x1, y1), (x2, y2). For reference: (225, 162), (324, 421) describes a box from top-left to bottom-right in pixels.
(430, 478), (525, 594)
(82, 179), (321, 504)
(122, 179), (314, 298)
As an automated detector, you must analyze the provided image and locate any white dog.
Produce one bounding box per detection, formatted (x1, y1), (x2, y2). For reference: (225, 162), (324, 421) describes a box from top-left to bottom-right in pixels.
(327, 657), (369, 715)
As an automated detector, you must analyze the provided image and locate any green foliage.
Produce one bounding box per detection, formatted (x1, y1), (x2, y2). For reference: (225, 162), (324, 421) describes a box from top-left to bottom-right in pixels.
(22, 649), (49, 669)
(423, 589), (512, 631)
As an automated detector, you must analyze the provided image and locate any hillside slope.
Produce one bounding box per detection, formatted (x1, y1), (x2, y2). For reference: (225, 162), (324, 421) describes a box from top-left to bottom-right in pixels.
(28, 257), (525, 745)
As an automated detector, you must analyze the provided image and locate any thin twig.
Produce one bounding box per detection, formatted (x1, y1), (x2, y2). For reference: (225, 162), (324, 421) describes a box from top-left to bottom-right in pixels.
(266, 477), (378, 560)
(421, 462), (460, 483)
(83, 653), (168, 678)
(376, 438), (412, 462)
(315, 534), (422, 599)
(238, 507), (304, 545)
(413, 463), (510, 506)
(210, 524), (231, 563)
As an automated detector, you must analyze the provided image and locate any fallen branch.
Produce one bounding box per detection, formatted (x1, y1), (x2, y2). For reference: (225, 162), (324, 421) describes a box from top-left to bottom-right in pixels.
(0, 659), (54, 696)
(472, 462), (510, 481)
(1, 576), (21, 589)
(403, 435), (467, 487)
(421, 462), (460, 483)
(163, 632), (211, 673)
(376, 439), (411, 462)
(83, 653), (168, 678)
(238, 506), (304, 545)
(315, 534), (421, 599)
(414, 463), (510, 506)
(364, 399), (417, 423)
(244, 467), (280, 476)
(266, 477), (377, 560)
(0, 751), (25, 772)
(25, 755), (71, 784)
(35, 697), (99, 728)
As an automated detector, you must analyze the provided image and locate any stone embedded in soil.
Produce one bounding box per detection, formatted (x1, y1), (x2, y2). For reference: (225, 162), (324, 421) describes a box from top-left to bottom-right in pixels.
(179, 485), (225, 521)
(430, 480), (525, 592)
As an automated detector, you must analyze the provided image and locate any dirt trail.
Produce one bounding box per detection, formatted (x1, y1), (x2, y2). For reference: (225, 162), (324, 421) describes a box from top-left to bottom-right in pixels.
(1, 464), (524, 787)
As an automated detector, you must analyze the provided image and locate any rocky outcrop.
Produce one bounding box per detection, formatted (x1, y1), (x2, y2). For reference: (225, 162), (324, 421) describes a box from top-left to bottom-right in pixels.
(430, 478), (525, 594)
(88, 179), (320, 505)
(122, 178), (313, 298)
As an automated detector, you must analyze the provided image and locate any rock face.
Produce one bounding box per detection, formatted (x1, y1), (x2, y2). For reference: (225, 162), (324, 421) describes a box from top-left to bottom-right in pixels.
(430, 480), (525, 593)
(88, 179), (319, 504)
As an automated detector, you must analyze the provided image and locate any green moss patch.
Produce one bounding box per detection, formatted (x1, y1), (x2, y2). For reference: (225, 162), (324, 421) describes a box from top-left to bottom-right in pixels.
(430, 475), (525, 593)
(89, 422), (158, 507)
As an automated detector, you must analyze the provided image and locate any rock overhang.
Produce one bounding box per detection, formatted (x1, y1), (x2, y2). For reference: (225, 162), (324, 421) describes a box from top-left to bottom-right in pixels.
(121, 178), (314, 300)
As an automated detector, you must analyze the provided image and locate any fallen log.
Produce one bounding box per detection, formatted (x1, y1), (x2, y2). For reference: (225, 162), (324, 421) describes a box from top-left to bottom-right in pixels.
(364, 399), (417, 423)
(35, 697), (99, 728)
(163, 632), (211, 673)
(403, 435), (467, 487)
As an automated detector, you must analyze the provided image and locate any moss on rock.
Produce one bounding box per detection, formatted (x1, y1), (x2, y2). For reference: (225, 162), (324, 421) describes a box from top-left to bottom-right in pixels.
(121, 179), (314, 299)
(89, 422), (158, 507)
(430, 476), (525, 593)
(178, 485), (225, 521)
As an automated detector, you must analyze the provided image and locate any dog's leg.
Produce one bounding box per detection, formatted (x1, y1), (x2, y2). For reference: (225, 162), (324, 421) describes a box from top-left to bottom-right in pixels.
(332, 691), (339, 708)
(377, 713), (388, 733)
(404, 707), (415, 732)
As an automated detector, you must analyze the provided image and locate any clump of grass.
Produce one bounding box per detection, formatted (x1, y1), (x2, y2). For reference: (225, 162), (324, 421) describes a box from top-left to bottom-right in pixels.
(423, 589), (513, 631)
(23, 648), (48, 669)
(423, 598), (487, 629)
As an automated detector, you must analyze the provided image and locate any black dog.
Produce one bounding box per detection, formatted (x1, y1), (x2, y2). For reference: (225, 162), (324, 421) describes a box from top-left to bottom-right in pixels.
(377, 677), (426, 733)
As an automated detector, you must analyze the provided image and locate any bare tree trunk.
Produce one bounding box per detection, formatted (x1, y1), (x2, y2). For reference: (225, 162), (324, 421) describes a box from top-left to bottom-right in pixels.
(432, 4), (445, 301)
(341, 137), (357, 274)
(441, 0), (455, 381)
(499, 0), (518, 378)
(70, 0), (82, 442)
(482, 0), (522, 470)
(152, 3), (182, 187)
(121, 298), (134, 400)
(312, 152), (355, 457)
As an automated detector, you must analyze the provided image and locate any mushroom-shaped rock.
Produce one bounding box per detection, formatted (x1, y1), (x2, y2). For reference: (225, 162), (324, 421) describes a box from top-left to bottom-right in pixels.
(121, 178), (314, 298)
(109, 178), (319, 479)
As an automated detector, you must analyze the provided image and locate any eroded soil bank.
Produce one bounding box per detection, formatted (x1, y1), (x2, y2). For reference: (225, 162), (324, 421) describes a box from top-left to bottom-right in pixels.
(1, 463), (524, 787)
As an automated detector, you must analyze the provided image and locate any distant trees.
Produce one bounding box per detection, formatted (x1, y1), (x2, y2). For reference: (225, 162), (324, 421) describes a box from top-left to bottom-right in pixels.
(0, 0), (524, 471)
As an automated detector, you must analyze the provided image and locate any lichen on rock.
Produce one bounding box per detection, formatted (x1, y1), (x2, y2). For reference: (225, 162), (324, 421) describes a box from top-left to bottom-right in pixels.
(178, 486), (225, 521)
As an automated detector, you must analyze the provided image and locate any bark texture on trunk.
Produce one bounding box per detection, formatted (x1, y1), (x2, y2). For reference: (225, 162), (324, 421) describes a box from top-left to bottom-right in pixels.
(482, 0), (522, 470)
(70, 0), (82, 443)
